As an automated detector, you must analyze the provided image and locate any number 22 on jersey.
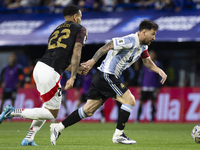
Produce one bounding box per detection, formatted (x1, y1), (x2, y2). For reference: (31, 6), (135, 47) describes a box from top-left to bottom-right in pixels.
(48, 29), (71, 50)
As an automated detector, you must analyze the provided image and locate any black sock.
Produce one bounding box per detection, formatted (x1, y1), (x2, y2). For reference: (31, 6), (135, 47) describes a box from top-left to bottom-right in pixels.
(116, 109), (130, 130)
(137, 106), (142, 121)
(100, 109), (104, 117)
(62, 109), (82, 128)
(152, 105), (156, 121)
(116, 101), (122, 122)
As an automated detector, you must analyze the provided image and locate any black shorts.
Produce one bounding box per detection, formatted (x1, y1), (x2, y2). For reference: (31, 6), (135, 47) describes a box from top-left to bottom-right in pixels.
(80, 93), (87, 102)
(2, 89), (17, 100)
(140, 91), (157, 102)
(86, 69), (128, 102)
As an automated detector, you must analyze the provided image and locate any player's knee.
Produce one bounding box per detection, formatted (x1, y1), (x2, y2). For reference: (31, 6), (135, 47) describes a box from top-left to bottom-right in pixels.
(85, 111), (94, 117)
(48, 109), (58, 119)
(84, 109), (95, 117)
(52, 113), (58, 118)
(128, 95), (136, 106)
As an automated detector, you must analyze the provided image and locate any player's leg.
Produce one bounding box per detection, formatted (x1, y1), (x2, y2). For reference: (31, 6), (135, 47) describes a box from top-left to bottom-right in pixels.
(9, 90), (17, 122)
(150, 91), (157, 123)
(0, 100), (60, 145)
(0, 98), (5, 113)
(0, 103), (59, 145)
(11, 100), (15, 112)
(136, 91), (147, 123)
(0, 61), (61, 121)
(21, 120), (46, 146)
(83, 99), (103, 117)
(1, 105), (56, 120)
(49, 70), (103, 145)
(15, 104), (59, 146)
(136, 100), (144, 122)
(0, 61), (62, 146)
(50, 98), (103, 145)
(112, 89), (136, 144)
(0, 90), (7, 113)
(99, 105), (105, 123)
(11, 89), (17, 108)
(151, 100), (156, 122)
(17, 89), (61, 146)
(61, 91), (68, 117)
(14, 99), (60, 146)
(0, 91), (14, 123)
(114, 101), (121, 122)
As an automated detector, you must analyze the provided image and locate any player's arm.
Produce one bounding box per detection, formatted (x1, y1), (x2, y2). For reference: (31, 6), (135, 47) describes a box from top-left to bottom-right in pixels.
(81, 41), (114, 70)
(82, 35), (133, 70)
(65, 26), (87, 90)
(65, 64), (86, 75)
(71, 42), (82, 79)
(92, 41), (114, 63)
(65, 42), (82, 90)
(142, 58), (167, 84)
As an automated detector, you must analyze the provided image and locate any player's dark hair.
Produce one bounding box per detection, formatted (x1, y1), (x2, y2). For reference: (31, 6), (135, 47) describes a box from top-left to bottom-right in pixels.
(139, 19), (158, 31)
(63, 5), (80, 17)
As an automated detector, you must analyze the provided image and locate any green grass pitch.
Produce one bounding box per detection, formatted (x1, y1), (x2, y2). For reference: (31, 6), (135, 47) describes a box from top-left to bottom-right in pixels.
(0, 122), (199, 150)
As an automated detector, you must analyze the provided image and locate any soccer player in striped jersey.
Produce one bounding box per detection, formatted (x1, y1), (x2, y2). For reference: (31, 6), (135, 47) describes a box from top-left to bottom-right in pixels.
(50, 19), (167, 145)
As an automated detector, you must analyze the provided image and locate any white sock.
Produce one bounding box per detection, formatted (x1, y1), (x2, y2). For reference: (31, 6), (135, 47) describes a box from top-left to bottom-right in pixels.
(11, 108), (54, 120)
(114, 129), (123, 136)
(25, 120), (46, 142)
(56, 122), (65, 132)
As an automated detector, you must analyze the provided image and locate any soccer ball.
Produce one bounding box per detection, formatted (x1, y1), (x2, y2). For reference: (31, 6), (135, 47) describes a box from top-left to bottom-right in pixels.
(191, 125), (200, 143)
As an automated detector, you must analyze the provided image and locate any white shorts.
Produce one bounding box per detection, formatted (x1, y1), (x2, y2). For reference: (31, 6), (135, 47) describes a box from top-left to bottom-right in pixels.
(33, 61), (62, 110)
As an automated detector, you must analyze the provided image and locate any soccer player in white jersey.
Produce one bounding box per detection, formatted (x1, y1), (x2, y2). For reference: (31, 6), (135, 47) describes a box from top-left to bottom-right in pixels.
(50, 19), (167, 145)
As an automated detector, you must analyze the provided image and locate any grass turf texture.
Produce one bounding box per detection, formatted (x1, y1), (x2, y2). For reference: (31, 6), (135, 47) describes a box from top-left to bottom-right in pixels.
(0, 122), (199, 150)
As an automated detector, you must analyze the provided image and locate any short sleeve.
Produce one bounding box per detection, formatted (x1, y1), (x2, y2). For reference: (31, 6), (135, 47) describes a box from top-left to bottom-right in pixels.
(112, 35), (135, 50)
(76, 26), (87, 46)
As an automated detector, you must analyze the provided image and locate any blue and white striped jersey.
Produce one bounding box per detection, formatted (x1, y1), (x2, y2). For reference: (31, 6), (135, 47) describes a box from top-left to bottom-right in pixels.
(98, 33), (149, 78)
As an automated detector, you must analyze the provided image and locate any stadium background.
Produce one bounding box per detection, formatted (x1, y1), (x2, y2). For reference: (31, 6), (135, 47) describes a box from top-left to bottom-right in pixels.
(0, 0), (200, 123)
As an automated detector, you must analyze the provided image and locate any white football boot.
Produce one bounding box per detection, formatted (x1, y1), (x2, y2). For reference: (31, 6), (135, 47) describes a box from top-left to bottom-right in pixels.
(112, 133), (137, 145)
(50, 123), (61, 145)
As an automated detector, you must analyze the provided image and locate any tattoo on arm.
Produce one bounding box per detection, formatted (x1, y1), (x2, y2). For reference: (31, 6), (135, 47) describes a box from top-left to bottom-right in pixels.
(92, 41), (113, 63)
(71, 42), (82, 79)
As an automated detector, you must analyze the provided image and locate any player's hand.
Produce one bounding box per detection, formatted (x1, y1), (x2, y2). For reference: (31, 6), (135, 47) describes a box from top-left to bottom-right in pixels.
(64, 78), (75, 90)
(81, 67), (89, 75)
(81, 59), (95, 72)
(77, 65), (87, 75)
(159, 70), (167, 84)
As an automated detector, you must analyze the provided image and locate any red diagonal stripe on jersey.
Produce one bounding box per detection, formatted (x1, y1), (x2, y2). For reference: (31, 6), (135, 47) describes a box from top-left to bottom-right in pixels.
(40, 76), (61, 103)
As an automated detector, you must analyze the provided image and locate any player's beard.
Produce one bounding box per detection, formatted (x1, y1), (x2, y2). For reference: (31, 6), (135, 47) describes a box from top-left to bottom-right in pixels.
(142, 40), (151, 45)
(147, 41), (152, 45)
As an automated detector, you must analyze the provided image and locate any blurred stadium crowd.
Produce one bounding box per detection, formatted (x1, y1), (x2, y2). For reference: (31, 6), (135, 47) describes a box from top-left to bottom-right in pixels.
(0, 0), (200, 13)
